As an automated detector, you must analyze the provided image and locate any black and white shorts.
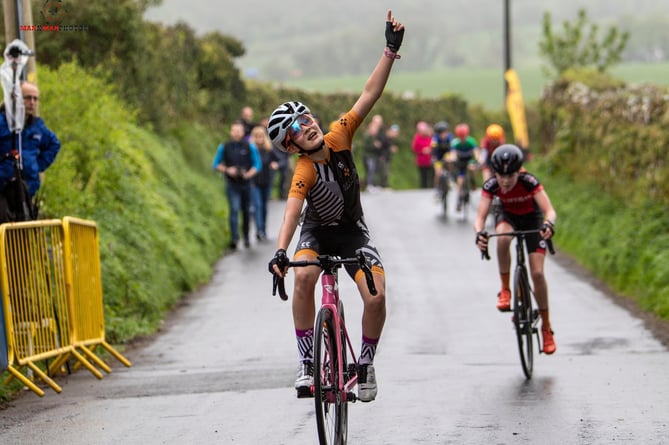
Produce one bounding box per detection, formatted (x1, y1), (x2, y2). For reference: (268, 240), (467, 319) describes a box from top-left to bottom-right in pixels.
(295, 222), (384, 279)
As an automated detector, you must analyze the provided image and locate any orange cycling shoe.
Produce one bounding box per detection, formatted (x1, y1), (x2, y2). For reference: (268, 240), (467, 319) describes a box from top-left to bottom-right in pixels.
(496, 289), (511, 312)
(542, 328), (556, 355)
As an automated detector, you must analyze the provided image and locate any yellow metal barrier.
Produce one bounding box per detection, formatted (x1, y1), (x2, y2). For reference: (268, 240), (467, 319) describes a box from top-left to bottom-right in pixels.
(56, 217), (131, 373)
(0, 220), (72, 395)
(0, 218), (131, 397)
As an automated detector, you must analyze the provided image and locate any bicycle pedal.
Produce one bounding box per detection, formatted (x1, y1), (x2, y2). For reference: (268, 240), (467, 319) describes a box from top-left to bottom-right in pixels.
(346, 391), (358, 403)
(296, 386), (314, 399)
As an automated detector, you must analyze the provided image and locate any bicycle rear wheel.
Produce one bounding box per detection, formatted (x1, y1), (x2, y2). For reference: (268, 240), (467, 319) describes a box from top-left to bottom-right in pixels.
(314, 308), (346, 444)
(513, 266), (534, 379)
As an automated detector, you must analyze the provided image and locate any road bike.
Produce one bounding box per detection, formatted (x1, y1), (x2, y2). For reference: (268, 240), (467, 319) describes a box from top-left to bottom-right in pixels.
(482, 229), (555, 379)
(436, 160), (453, 221)
(455, 160), (480, 221)
(272, 249), (377, 445)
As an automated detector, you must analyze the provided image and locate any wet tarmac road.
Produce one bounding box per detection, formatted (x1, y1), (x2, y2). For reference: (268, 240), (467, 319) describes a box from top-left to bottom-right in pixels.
(1, 189), (667, 444)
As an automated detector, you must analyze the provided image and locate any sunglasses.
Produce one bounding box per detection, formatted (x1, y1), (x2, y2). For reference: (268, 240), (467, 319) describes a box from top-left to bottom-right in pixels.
(288, 114), (315, 140)
(23, 95), (39, 101)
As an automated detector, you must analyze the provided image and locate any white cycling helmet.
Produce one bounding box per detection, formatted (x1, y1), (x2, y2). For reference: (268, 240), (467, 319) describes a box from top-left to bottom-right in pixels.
(267, 101), (311, 151)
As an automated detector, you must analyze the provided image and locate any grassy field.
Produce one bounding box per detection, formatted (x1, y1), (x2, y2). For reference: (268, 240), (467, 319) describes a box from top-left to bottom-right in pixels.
(281, 62), (669, 110)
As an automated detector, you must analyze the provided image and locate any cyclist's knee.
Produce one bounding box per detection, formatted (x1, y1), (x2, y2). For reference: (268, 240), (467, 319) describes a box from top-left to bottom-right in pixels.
(363, 289), (385, 313)
(530, 269), (546, 286)
(496, 236), (512, 250)
(293, 268), (319, 297)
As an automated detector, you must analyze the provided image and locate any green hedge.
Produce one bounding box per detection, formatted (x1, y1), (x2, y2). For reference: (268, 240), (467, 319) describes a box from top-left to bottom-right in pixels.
(538, 72), (669, 318)
(38, 63), (229, 342)
(535, 166), (669, 318)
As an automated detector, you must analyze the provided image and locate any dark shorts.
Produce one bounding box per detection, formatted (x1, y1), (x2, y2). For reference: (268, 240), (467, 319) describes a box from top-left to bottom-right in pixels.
(495, 211), (547, 254)
(295, 222), (384, 280)
(454, 156), (474, 177)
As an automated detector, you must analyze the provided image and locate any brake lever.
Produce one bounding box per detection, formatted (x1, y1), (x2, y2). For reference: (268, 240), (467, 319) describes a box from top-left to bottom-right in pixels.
(272, 274), (288, 301)
(356, 250), (377, 296)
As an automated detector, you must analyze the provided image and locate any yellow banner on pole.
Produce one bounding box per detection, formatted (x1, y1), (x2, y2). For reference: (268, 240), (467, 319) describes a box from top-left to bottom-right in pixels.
(504, 68), (529, 149)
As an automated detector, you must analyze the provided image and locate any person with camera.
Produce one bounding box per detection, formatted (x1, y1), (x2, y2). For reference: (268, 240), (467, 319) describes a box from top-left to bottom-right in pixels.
(212, 120), (261, 250)
(0, 81), (61, 222)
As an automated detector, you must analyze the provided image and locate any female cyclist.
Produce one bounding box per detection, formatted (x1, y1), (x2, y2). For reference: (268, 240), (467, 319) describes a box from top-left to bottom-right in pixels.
(473, 144), (557, 354)
(268, 10), (405, 402)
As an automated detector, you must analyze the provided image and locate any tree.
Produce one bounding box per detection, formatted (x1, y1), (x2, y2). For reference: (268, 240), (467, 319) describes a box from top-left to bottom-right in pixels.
(539, 8), (630, 78)
(30, 0), (247, 131)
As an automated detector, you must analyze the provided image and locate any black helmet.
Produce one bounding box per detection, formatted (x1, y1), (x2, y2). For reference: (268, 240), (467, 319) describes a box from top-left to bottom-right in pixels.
(434, 121), (449, 133)
(490, 144), (523, 174)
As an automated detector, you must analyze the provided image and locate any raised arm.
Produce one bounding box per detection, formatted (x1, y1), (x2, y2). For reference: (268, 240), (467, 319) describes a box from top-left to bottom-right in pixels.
(352, 10), (405, 121)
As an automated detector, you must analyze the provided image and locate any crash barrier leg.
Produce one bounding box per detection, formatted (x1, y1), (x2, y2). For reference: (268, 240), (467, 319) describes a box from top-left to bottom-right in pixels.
(62, 217), (131, 372)
(0, 294), (8, 370)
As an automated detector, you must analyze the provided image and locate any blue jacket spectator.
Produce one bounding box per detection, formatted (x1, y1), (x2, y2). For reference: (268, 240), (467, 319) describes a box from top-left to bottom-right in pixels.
(212, 120), (261, 250)
(0, 112), (60, 197)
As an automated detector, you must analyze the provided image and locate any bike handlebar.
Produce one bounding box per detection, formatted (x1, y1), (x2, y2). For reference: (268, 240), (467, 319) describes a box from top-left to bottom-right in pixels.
(272, 249), (377, 301)
(481, 229), (555, 260)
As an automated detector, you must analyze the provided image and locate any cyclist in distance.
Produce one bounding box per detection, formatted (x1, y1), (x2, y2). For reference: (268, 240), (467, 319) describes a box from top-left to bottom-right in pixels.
(448, 123), (480, 211)
(431, 121), (452, 197)
(473, 144), (557, 354)
(480, 123), (506, 182)
(267, 10), (405, 403)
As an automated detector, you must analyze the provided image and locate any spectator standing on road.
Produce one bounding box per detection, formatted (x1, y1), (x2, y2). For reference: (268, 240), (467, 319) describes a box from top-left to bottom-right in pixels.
(0, 81), (61, 222)
(260, 114), (292, 200)
(362, 114), (383, 190)
(240, 106), (257, 140)
(250, 125), (280, 241)
(273, 147), (292, 200)
(411, 121), (433, 189)
(212, 120), (261, 250)
(377, 123), (399, 188)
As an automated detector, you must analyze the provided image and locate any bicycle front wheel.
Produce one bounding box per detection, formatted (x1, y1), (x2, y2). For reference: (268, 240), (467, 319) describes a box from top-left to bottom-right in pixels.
(513, 265), (534, 379)
(314, 308), (346, 445)
(439, 173), (449, 220)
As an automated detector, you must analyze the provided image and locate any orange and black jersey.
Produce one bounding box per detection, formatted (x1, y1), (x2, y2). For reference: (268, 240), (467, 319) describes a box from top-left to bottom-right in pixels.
(288, 109), (364, 228)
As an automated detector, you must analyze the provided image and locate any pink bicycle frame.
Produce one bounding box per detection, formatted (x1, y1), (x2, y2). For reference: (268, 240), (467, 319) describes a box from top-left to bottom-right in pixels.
(320, 272), (358, 402)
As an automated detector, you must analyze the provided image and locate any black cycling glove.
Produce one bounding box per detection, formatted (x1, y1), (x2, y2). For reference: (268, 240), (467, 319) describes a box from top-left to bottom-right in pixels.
(475, 231), (489, 248)
(541, 220), (555, 238)
(268, 249), (288, 274)
(385, 21), (404, 53)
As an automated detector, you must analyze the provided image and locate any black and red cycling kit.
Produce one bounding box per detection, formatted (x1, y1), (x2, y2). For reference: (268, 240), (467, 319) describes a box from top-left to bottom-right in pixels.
(481, 171), (548, 254)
